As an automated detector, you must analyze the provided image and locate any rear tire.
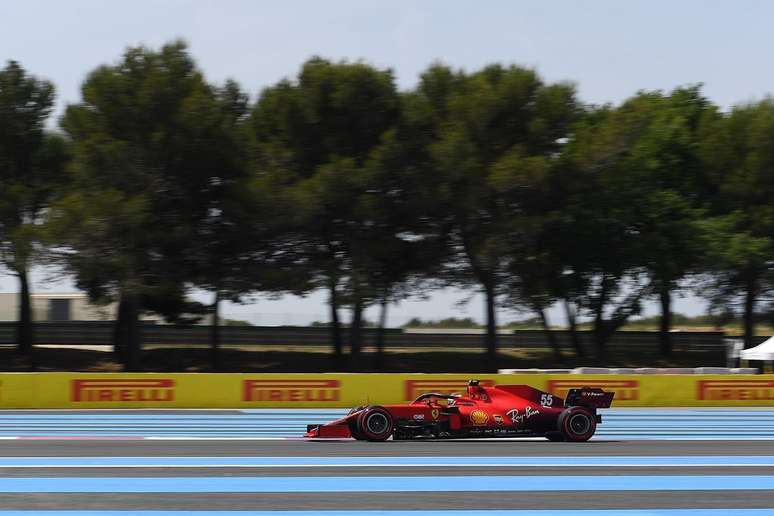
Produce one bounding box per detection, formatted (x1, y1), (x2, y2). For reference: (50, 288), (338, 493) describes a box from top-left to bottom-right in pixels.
(558, 406), (596, 442)
(357, 406), (394, 442)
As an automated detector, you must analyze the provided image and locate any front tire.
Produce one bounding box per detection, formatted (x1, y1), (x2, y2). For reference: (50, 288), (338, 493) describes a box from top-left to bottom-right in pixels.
(357, 406), (394, 442)
(348, 406), (369, 440)
(348, 420), (368, 440)
(558, 406), (596, 442)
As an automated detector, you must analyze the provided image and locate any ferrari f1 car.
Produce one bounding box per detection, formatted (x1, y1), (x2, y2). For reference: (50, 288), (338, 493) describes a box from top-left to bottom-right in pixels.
(305, 380), (613, 442)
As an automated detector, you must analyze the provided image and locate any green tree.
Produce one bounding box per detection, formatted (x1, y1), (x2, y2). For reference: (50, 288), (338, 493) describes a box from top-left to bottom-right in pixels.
(178, 78), (302, 370)
(634, 89), (710, 355)
(558, 104), (656, 360)
(251, 57), (400, 359)
(496, 166), (568, 361)
(53, 41), (230, 370)
(615, 88), (710, 355)
(352, 90), (449, 366)
(698, 99), (774, 349)
(422, 64), (578, 361)
(558, 89), (711, 358)
(0, 61), (66, 362)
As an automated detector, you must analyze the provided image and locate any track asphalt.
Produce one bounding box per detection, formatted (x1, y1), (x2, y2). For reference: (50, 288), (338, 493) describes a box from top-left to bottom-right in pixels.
(0, 409), (772, 513)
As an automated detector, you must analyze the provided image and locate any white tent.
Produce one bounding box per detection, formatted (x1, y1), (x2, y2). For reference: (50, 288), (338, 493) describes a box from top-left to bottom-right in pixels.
(740, 336), (774, 361)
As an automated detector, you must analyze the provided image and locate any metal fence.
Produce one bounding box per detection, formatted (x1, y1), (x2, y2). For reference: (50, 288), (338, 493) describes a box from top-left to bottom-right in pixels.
(0, 322), (737, 355)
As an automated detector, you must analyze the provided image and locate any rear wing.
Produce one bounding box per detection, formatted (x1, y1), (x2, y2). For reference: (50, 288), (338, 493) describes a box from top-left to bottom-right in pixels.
(565, 387), (614, 409)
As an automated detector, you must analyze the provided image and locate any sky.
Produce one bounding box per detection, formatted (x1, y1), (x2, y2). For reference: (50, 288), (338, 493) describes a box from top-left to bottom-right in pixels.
(2, 0), (772, 325)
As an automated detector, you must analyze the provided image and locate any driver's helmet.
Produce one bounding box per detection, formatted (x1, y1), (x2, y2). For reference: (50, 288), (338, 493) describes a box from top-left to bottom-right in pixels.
(467, 379), (481, 398)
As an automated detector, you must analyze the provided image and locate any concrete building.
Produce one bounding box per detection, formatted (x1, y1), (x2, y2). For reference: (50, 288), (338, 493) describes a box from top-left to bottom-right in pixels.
(0, 293), (115, 322)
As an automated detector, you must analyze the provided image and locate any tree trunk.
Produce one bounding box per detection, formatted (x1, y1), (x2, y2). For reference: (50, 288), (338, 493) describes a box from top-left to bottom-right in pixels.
(592, 277), (610, 362)
(210, 290), (221, 371)
(328, 279), (342, 358)
(742, 275), (758, 350)
(349, 293), (363, 357)
(120, 290), (142, 372)
(375, 298), (388, 370)
(483, 282), (497, 362)
(15, 267), (34, 354)
(537, 307), (562, 362)
(563, 300), (584, 357)
(113, 293), (128, 361)
(592, 325), (610, 363)
(659, 286), (672, 356)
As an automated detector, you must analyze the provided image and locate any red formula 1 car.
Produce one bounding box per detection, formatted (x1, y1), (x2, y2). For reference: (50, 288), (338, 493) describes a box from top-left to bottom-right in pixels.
(305, 379), (614, 442)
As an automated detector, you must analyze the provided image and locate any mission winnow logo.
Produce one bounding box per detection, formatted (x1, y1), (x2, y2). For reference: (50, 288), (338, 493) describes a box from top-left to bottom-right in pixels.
(547, 379), (640, 401)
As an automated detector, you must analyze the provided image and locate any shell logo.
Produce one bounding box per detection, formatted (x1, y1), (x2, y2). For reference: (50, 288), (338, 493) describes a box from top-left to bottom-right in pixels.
(470, 409), (488, 426)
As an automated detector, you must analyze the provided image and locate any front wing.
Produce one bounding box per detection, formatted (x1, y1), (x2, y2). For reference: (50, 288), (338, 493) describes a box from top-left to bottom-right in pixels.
(305, 423), (352, 438)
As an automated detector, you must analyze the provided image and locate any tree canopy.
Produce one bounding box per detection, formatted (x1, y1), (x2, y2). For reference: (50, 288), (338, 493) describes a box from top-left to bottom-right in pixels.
(1, 42), (772, 371)
(0, 60), (65, 364)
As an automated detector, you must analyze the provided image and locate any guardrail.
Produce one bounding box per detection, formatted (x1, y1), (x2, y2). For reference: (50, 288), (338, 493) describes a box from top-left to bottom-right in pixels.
(0, 322), (732, 351)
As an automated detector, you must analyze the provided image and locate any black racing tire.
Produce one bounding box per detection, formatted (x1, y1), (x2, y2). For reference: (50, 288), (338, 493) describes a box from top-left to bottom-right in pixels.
(545, 432), (566, 442)
(348, 419), (368, 440)
(357, 406), (394, 442)
(558, 406), (596, 442)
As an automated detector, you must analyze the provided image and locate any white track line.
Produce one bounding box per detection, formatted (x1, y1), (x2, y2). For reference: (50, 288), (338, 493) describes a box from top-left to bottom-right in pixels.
(1, 463), (774, 469)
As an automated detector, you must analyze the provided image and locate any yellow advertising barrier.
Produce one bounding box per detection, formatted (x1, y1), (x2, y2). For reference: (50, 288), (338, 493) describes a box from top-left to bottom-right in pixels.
(0, 373), (773, 408)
